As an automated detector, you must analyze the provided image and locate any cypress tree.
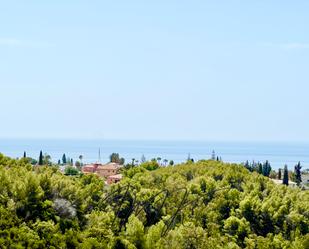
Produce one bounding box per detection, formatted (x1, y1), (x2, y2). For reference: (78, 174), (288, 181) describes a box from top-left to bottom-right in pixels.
(38, 151), (43, 165)
(262, 160), (271, 177)
(258, 163), (263, 174)
(23, 151), (26, 158)
(62, 154), (67, 165)
(294, 162), (302, 186)
(283, 165), (289, 186)
(278, 168), (282, 180)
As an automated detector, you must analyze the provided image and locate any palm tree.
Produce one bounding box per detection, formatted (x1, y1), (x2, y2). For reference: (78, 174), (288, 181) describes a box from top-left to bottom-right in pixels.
(157, 157), (162, 165)
(163, 159), (168, 166)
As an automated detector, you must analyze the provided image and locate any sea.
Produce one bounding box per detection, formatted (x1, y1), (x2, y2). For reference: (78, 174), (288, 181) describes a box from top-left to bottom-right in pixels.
(0, 139), (308, 170)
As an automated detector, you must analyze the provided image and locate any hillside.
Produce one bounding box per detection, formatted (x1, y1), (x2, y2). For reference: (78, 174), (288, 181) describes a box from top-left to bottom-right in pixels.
(0, 154), (308, 248)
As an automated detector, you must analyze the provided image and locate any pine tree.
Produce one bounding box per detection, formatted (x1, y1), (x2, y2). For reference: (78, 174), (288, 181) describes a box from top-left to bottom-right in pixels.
(38, 151), (43, 165)
(283, 165), (289, 186)
(294, 162), (302, 186)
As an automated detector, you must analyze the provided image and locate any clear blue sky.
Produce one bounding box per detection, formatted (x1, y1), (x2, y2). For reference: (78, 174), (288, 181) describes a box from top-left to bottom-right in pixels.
(1, 1), (309, 141)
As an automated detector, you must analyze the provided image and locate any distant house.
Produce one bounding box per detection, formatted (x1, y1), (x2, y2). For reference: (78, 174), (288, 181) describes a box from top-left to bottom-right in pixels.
(82, 162), (122, 184)
(82, 162), (102, 174)
(107, 174), (123, 185)
(96, 163), (121, 178)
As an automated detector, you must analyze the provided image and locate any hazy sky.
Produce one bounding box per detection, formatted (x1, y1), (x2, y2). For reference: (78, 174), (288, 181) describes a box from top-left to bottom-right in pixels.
(1, 1), (309, 141)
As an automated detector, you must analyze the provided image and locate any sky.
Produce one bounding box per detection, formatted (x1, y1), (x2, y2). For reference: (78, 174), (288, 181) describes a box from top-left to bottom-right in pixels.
(1, 0), (309, 142)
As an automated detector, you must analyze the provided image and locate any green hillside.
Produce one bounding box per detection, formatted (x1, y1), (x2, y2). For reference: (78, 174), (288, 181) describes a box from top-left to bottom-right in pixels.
(0, 154), (308, 248)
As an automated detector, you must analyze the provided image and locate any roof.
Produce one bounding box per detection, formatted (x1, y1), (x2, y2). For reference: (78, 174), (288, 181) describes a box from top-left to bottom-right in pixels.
(108, 174), (123, 180)
(97, 163), (121, 170)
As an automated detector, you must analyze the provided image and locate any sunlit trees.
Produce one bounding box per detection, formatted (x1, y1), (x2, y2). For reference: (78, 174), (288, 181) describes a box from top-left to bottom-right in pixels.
(0, 154), (308, 248)
(140, 161), (160, 171)
(64, 166), (79, 176)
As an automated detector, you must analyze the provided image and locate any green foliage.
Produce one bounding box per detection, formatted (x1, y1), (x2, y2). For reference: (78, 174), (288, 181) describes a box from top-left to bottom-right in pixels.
(0, 154), (308, 248)
(64, 166), (79, 176)
(110, 153), (125, 165)
(140, 161), (160, 171)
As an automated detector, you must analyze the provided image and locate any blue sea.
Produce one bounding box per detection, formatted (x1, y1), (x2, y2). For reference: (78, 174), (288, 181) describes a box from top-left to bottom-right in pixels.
(0, 139), (308, 170)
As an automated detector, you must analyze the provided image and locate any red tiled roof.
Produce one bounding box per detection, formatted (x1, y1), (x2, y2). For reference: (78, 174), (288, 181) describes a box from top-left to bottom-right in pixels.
(108, 174), (122, 180)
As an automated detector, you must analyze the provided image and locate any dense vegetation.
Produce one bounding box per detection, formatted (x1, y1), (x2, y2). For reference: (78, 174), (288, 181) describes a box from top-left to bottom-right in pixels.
(0, 153), (308, 248)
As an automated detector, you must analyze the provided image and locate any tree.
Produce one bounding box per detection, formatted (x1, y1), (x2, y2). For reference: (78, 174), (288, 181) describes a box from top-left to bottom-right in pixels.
(58, 159), (61, 165)
(169, 160), (174, 166)
(163, 159), (168, 166)
(110, 153), (125, 165)
(62, 154), (67, 165)
(262, 160), (271, 177)
(141, 154), (146, 163)
(156, 157), (162, 165)
(23, 151), (27, 158)
(38, 151), (43, 165)
(119, 158), (125, 165)
(70, 158), (73, 166)
(244, 160), (251, 171)
(43, 154), (51, 165)
(278, 168), (282, 180)
(64, 166), (79, 176)
(283, 165), (289, 186)
(258, 163), (263, 174)
(79, 155), (83, 166)
(294, 162), (302, 186)
(141, 161), (159, 171)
